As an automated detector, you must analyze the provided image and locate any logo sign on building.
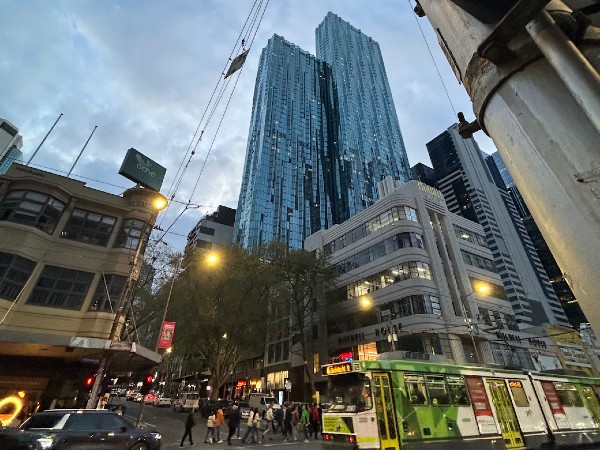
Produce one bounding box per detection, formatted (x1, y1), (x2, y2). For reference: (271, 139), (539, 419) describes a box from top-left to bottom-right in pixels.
(119, 148), (166, 192)
(158, 321), (176, 349)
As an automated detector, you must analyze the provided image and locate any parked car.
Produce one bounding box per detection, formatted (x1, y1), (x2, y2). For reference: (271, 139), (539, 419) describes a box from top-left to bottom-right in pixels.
(173, 392), (200, 413)
(238, 400), (251, 419)
(126, 390), (140, 401)
(153, 395), (172, 407)
(143, 393), (156, 404)
(19, 409), (161, 449)
(248, 393), (280, 415)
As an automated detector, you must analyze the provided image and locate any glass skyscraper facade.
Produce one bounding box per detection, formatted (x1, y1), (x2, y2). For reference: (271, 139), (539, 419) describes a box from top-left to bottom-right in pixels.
(316, 13), (411, 220)
(234, 14), (411, 249)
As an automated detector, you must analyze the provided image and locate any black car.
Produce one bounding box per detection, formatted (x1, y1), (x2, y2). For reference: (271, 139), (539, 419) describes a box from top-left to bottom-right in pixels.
(199, 399), (231, 418)
(19, 409), (161, 449)
(0, 428), (43, 450)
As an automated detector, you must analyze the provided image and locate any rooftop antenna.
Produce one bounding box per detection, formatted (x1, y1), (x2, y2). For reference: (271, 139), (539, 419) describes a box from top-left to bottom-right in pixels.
(67, 125), (98, 177)
(26, 113), (63, 166)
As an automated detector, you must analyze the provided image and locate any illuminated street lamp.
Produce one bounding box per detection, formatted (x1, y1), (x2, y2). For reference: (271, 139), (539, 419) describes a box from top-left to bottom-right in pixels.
(359, 296), (399, 351)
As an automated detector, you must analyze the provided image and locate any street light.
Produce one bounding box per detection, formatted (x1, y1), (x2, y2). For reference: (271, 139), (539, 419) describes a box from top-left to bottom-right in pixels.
(457, 282), (492, 364)
(359, 296), (399, 351)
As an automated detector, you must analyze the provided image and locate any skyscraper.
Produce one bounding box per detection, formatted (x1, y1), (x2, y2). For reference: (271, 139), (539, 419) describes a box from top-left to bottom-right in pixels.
(234, 14), (411, 249)
(0, 119), (23, 175)
(427, 124), (570, 328)
(316, 13), (411, 221)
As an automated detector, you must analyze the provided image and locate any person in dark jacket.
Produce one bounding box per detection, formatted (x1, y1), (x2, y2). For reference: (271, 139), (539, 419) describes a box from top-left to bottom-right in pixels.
(226, 404), (238, 445)
(180, 408), (196, 447)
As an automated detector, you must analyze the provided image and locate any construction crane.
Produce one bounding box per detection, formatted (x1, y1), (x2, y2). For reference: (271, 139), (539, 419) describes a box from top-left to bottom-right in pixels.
(413, 0), (600, 335)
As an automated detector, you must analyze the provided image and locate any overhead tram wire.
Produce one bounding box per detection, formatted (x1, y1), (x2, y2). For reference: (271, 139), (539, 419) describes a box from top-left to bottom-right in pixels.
(155, 0), (271, 243)
(406, 0), (457, 118)
(156, 0), (268, 232)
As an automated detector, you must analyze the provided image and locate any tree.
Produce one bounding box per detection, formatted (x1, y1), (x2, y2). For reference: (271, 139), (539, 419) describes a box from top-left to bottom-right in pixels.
(168, 246), (274, 399)
(266, 242), (339, 399)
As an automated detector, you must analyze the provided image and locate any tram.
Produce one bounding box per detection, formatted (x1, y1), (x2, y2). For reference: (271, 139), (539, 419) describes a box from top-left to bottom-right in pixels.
(320, 360), (600, 449)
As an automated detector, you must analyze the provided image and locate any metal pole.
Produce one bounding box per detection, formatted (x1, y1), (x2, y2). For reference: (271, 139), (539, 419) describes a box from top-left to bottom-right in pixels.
(526, 10), (600, 133)
(154, 257), (181, 352)
(67, 125), (97, 177)
(26, 113), (63, 166)
(461, 294), (482, 364)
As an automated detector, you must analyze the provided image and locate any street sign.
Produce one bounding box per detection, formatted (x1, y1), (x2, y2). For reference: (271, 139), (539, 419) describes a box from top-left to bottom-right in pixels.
(285, 381), (292, 391)
(118, 148), (166, 192)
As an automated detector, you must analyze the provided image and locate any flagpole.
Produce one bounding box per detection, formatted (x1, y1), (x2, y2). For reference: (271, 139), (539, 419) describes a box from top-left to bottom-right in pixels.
(67, 126), (97, 177)
(26, 113), (63, 166)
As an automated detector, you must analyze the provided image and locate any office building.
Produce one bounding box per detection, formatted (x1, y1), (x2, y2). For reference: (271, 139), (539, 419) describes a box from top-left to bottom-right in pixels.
(0, 146), (23, 175)
(234, 13), (411, 250)
(0, 163), (162, 409)
(426, 124), (570, 328)
(186, 205), (236, 250)
(0, 119), (24, 175)
(489, 151), (584, 327)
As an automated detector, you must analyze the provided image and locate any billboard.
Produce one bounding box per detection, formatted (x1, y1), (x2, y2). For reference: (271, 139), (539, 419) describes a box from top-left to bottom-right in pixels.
(158, 321), (176, 349)
(118, 148), (166, 192)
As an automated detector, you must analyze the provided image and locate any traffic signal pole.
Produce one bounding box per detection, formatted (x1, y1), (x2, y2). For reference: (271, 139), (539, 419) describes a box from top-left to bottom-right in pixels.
(415, 0), (600, 335)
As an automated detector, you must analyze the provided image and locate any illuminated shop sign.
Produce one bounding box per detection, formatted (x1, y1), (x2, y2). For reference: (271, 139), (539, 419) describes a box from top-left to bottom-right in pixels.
(322, 362), (353, 376)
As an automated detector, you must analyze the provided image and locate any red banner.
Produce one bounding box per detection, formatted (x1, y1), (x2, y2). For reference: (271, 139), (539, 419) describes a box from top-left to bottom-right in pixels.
(158, 321), (176, 349)
(465, 376), (498, 435)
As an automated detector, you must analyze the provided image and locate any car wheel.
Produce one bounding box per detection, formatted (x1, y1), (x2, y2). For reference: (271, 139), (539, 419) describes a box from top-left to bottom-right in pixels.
(129, 443), (148, 450)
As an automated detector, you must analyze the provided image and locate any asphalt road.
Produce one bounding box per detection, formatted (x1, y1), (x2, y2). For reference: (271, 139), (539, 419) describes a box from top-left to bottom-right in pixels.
(110, 398), (325, 450)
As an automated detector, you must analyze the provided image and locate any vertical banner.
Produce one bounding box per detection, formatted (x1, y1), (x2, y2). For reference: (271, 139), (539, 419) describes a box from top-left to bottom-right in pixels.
(158, 321), (176, 349)
(540, 381), (570, 429)
(465, 376), (498, 434)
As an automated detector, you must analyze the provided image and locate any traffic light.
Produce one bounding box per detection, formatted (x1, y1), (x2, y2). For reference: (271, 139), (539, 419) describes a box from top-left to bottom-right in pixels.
(140, 373), (153, 395)
(83, 375), (95, 388)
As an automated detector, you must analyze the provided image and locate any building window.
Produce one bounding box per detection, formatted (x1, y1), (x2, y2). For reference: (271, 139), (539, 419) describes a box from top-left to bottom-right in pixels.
(114, 219), (150, 252)
(347, 261), (432, 299)
(199, 225), (215, 236)
(89, 274), (127, 312)
(0, 190), (65, 234)
(27, 265), (94, 310)
(0, 252), (36, 300)
(461, 250), (497, 272)
(61, 208), (117, 246)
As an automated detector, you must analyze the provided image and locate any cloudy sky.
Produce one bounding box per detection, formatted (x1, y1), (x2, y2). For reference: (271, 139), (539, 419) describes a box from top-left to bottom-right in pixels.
(1, 0), (496, 251)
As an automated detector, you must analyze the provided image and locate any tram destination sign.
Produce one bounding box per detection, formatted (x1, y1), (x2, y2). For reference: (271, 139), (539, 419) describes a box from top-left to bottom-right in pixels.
(322, 362), (354, 376)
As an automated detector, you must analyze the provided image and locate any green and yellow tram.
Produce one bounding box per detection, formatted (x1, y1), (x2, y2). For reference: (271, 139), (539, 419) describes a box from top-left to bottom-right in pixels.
(320, 360), (600, 449)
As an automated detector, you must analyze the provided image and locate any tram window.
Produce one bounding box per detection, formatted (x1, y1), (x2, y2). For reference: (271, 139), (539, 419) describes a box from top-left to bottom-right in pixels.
(554, 383), (584, 407)
(508, 380), (529, 407)
(326, 372), (373, 412)
(447, 375), (470, 406)
(405, 374), (428, 405)
(426, 375), (450, 406)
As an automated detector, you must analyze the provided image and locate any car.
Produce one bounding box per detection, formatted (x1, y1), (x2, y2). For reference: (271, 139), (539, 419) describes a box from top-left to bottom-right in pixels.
(143, 393), (156, 404)
(134, 393), (144, 402)
(199, 399), (231, 418)
(173, 392), (200, 413)
(118, 388), (128, 397)
(19, 409), (161, 449)
(248, 393), (280, 415)
(126, 390), (140, 401)
(153, 395), (172, 407)
(0, 428), (43, 449)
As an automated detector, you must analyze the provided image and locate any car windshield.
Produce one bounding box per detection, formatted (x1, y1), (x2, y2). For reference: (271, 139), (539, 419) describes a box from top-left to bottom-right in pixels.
(325, 372), (373, 412)
(22, 413), (66, 429)
(185, 394), (199, 400)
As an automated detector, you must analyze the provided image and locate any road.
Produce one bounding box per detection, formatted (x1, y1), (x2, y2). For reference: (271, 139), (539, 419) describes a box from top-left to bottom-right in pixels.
(110, 398), (325, 450)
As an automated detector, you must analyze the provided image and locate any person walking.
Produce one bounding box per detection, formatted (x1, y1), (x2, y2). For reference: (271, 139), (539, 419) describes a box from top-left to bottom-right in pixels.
(226, 404), (238, 445)
(235, 403), (242, 439)
(301, 404), (311, 443)
(261, 404), (275, 440)
(290, 405), (300, 441)
(205, 412), (216, 444)
(241, 408), (257, 443)
(310, 403), (321, 439)
(214, 407), (225, 443)
(253, 407), (263, 443)
(273, 404), (283, 435)
(180, 408), (195, 447)
(282, 403), (292, 441)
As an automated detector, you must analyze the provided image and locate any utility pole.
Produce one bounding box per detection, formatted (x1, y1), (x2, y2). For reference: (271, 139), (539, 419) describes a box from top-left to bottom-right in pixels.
(415, 0), (600, 336)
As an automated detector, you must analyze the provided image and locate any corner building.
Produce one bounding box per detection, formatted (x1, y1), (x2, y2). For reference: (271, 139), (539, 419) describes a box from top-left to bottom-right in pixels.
(234, 13), (411, 250)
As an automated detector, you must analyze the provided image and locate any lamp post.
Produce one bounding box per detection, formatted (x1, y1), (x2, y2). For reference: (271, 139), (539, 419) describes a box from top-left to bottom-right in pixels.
(86, 190), (168, 410)
(457, 282), (491, 365)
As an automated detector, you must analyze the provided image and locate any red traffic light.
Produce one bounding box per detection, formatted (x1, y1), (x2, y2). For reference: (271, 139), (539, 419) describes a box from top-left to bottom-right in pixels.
(145, 375), (153, 384)
(84, 376), (95, 387)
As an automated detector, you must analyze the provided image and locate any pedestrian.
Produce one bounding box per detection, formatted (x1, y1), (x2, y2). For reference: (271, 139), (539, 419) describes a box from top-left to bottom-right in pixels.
(241, 408), (257, 443)
(261, 404), (274, 440)
(253, 407), (263, 443)
(235, 403), (242, 438)
(310, 403), (321, 439)
(273, 404), (283, 435)
(291, 405), (300, 441)
(282, 403), (292, 441)
(301, 405), (311, 443)
(180, 408), (195, 447)
(205, 412), (216, 444)
(226, 403), (238, 445)
(215, 407), (225, 443)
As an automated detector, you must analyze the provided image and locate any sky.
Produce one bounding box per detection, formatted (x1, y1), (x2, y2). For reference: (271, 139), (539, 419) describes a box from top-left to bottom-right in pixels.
(1, 0), (497, 251)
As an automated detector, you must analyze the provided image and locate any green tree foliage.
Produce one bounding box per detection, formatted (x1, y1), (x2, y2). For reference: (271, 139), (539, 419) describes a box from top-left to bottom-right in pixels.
(168, 246), (273, 398)
(265, 242), (339, 396)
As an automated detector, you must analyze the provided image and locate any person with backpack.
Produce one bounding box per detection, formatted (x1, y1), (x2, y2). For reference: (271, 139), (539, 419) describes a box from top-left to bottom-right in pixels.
(204, 412), (216, 444)
(310, 403), (321, 439)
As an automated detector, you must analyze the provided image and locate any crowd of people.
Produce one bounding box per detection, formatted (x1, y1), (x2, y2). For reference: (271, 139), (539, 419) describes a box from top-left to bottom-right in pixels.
(181, 401), (322, 447)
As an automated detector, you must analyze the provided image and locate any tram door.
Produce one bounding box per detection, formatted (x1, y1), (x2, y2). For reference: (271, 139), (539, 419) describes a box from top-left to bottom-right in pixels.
(581, 386), (600, 426)
(487, 380), (524, 449)
(372, 373), (400, 450)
